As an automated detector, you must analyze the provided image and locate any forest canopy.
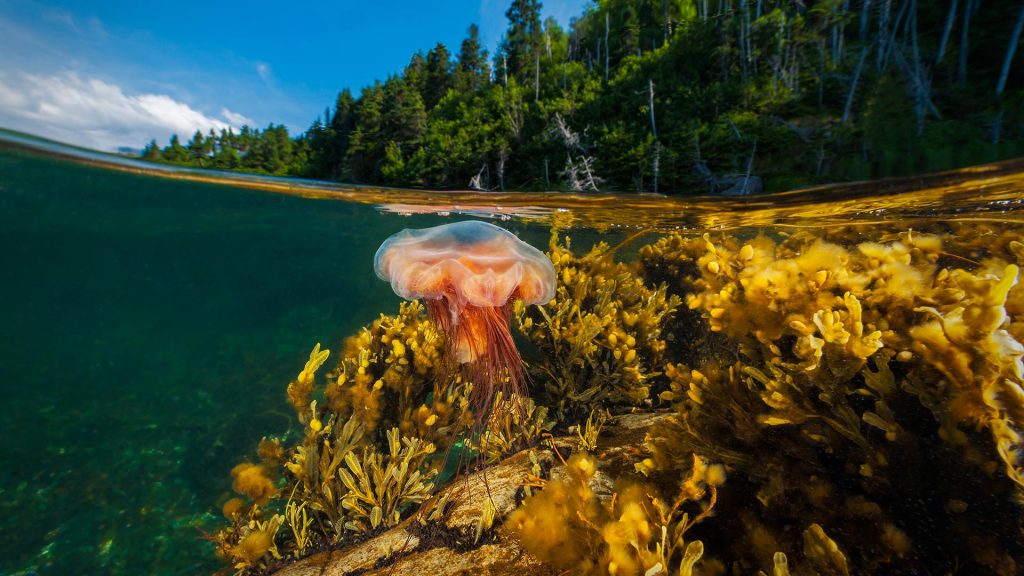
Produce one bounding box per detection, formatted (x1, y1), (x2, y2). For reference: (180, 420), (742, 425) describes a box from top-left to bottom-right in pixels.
(141, 0), (1024, 194)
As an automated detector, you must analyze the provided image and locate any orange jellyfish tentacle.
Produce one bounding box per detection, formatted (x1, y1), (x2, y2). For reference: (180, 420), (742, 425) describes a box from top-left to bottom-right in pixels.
(468, 302), (528, 426)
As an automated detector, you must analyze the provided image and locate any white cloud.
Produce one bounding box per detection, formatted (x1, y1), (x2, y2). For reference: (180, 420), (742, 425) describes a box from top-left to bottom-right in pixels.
(0, 71), (249, 150)
(221, 107), (255, 128)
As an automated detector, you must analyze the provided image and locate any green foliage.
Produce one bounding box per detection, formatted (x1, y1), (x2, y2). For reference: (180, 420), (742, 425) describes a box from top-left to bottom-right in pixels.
(455, 24), (491, 93)
(143, 0), (1024, 192)
(499, 0), (544, 82)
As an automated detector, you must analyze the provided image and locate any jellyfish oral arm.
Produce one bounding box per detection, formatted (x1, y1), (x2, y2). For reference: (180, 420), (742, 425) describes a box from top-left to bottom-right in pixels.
(424, 295), (511, 366)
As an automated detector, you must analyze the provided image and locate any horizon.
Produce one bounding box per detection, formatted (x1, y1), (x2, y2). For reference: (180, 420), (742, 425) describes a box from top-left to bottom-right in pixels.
(0, 0), (586, 152)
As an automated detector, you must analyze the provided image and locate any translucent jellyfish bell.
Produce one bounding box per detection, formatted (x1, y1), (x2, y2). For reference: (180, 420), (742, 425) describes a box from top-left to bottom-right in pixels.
(374, 220), (556, 412)
(375, 220), (555, 310)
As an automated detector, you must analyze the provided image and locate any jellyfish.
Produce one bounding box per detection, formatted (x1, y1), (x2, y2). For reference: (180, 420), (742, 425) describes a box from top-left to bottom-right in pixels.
(374, 220), (555, 417)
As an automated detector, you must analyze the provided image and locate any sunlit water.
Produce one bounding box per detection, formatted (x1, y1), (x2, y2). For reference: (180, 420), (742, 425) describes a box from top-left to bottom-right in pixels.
(1, 132), (1023, 575)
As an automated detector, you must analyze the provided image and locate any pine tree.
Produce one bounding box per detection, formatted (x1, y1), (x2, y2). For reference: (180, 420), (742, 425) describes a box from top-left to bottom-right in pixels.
(499, 0), (544, 81)
(456, 24), (491, 92)
(142, 139), (162, 161)
(187, 130), (208, 165)
(423, 43), (453, 109)
(163, 134), (188, 163)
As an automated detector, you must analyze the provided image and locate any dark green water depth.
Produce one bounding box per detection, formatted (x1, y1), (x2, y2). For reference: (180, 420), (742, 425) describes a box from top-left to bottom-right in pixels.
(0, 146), (556, 575)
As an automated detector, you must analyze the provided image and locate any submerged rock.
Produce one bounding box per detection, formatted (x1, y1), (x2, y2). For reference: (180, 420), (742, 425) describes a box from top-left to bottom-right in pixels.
(270, 413), (664, 576)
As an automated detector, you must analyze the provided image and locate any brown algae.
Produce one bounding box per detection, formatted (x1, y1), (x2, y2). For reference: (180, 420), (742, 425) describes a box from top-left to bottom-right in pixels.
(211, 221), (1024, 576)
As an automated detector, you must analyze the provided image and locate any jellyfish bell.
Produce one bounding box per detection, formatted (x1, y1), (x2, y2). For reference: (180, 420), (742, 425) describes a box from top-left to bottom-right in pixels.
(374, 220), (555, 413)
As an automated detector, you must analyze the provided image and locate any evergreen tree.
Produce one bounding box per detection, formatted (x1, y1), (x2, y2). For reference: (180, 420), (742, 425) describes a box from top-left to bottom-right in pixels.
(498, 0), (544, 82)
(213, 144), (242, 169)
(455, 24), (491, 92)
(247, 124), (293, 174)
(187, 130), (208, 165)
(162, 134), (188, 163)
(404, 52), (427, 98)
(347, 83), (386, 181)
(329, 89), (357, 178)
(142, 139), (162, 161)
(423, 43), (453, 109)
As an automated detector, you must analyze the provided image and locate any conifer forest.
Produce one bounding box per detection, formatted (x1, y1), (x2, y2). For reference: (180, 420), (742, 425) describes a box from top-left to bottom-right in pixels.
(141, 0), (1024, 194)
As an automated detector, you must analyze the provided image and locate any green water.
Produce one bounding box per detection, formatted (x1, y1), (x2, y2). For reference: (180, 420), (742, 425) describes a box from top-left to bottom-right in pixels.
(0, 144), (564, 575)
(4, 134), (1024, 576)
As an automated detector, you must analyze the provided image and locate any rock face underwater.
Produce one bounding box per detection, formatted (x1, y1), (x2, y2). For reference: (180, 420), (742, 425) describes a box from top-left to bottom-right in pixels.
(210, 222), (1024, 576)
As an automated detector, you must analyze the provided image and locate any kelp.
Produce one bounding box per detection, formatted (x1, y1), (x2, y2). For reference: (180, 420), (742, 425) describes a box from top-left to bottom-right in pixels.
(474, 392), (555, 464)
(504, 452), (715, 576)
(210, 303), (460, 574)
(323, 300), (472, 448)
(635, 229), (1024, 574)
(212, 222), (1024, 576)
(514, 231), (681, 419)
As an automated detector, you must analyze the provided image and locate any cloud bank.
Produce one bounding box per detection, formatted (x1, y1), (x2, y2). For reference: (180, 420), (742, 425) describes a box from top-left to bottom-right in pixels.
(0, 71), (253, 151)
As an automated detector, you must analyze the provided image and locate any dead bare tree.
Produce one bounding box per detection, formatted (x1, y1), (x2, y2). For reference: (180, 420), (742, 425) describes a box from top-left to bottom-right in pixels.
(551, 113), (580, 149)
(468, 164), (490, 190)
(744, 139), (758, 193)
(879, 0), (910, 71)
(741, 0), (751, 83)
(497, 148), (506, 191)
(843, 44), (872, 124)
(892, 44), (941, 127)
(652, 141), (661, 193)
(535, 51), (541, 101)
(877, 0), (892, 70)
(648, 79), (661, 193)
(936, 0), (958, 64)
(648, 80), (658, 139)
(605, 12), (610, 83)
(996, 2), (1024, 97)
(562, 154), (582, 191)
(993, 2), (1024, 143)
(832, 2), (846, 65)
(910, 0), (926, 134)
(550, 113), (603, 191)
(958, 0), (975, 85)
(860, 0), (872, 41)
(664, 0), (672, 43)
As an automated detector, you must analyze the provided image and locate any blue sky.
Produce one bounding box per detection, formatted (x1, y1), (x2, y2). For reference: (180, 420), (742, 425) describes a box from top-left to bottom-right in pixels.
(0, 0), (587, 151)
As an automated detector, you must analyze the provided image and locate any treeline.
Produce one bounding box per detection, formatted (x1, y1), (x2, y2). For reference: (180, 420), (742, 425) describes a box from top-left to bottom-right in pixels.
(142, 124), (307, 175)
(142, 0), (1024, 193)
